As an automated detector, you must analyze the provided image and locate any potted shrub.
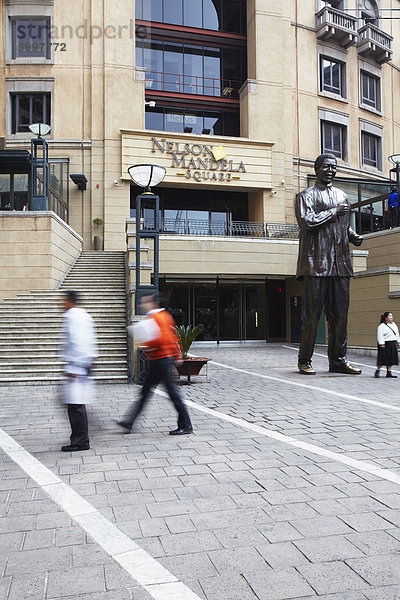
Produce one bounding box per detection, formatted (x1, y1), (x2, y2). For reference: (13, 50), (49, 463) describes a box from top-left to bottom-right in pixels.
(175, 324), (211, 383)
(92, 218), (104, 250)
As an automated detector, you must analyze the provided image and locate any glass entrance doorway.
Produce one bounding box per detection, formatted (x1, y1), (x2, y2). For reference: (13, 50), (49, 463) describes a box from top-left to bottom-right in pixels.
(160, 278), (285, 342)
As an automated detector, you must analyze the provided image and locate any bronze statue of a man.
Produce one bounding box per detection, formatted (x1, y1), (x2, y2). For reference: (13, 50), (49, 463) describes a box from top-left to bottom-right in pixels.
(295, 153), (363, 375)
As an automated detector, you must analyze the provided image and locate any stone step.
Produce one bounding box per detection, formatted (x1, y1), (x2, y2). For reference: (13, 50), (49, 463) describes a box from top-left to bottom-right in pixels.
(0, 352), (127, 360)
(0, 364), (127, 373)
(0, 376), (129, 386)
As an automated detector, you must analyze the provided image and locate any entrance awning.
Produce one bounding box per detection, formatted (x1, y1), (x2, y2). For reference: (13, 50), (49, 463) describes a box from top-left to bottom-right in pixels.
(0, 150), (31, 174)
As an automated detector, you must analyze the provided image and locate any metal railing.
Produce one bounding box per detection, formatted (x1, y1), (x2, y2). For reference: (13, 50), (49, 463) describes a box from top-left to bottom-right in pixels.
(316, 6), (357, 33)
(145, 70), (241, 99)
(146, 218), (299, 240)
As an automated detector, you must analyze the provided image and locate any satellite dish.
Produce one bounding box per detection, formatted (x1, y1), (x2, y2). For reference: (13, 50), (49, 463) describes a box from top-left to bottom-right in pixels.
(28, 123), (52, 137)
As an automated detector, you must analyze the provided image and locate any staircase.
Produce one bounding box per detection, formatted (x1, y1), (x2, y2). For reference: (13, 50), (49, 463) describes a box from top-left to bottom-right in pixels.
(0, 251), (129, 385)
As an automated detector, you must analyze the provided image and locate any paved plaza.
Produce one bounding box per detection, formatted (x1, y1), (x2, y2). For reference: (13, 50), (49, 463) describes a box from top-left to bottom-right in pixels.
(2, 344), (400, 600)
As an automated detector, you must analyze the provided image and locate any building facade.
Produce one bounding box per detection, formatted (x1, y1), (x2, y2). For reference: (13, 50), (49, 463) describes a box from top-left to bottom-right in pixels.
(1, 0), (400, 345)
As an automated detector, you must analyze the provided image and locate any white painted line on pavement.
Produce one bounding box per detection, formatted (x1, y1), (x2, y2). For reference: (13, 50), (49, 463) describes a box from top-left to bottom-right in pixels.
(0, 427), (201, 600)
(207, 358), (400, 413)
(156, 388), (400, 487)
(281, 344), (400, 374)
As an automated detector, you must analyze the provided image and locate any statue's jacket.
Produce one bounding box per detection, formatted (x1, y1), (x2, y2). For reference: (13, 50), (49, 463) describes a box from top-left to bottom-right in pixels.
(295, 182), (359, 279)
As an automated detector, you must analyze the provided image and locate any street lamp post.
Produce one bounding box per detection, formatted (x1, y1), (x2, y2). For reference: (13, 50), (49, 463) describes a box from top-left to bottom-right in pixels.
(127, 164), (166, 314)
(29, 123), (51, 211)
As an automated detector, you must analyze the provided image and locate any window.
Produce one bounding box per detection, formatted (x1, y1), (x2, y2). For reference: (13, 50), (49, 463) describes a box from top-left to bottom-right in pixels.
(135, 0), (247, 34)
(11, 93), (51, 134)
(136, 39), (246, 98)
(10, 17), (51, 59)
(323, 0), (344, 9)
(321, 121), (346, 159)
(145, 106), (239, 136)
(361, 131), (381, 169)
(320, 56), (345, 97)
(360, 71), (380, 111)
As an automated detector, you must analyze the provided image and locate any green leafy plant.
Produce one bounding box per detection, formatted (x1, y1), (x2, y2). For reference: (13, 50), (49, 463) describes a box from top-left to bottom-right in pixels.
(175, 324), (204, 358)
(92, 218), (104, 226)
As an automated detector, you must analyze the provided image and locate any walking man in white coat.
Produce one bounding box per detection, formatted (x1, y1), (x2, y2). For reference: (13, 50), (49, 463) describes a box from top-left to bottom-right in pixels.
(60, 290), (98, 452)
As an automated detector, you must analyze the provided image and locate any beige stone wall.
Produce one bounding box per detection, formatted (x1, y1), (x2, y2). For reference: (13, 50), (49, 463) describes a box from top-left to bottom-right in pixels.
(0, 212), (82, 301)
(156, 236), (299, 277)
(362, 230), (400, 270)
(349, 271), (400, 347)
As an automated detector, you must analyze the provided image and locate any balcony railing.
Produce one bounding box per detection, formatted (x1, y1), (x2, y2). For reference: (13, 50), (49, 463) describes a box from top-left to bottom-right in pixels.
(144, 218), (300, 240)
(357, 23), (393, 64)
(145, 70), (241, 99)
(316, 6), (358, 48)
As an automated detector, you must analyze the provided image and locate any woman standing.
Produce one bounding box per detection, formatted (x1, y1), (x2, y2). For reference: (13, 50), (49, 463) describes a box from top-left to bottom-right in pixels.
(375, 312), (400, 378)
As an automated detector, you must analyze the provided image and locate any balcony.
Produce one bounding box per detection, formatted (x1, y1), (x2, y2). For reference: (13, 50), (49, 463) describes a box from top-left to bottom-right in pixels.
(357, 23), (393, 64)
(315, 6), (357, 49)
(144, 70), (242, 100)
(145, 219), (300, 240)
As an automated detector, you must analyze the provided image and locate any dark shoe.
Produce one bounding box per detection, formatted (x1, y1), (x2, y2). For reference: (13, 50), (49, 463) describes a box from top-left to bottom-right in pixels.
(169, 428), (193, 436)
(61, 444), (90, 452)
(374, 370), (380, 378)
(386, 372), (397, 378)
(329, 363), (362, 375)
(298, 362), (316, 375)
(116, 420), (132, 432)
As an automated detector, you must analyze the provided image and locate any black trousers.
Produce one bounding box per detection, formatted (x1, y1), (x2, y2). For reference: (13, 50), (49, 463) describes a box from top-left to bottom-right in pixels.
(125, 357), (192, 430)
(67, 404), (89, 446)
(391, 206), (399, 229)
(298, 276), (350, 369)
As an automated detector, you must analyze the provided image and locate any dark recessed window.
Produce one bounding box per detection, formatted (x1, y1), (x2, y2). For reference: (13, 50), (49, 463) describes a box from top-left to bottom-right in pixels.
(11, 93), (51, 134)
(320, 56), (345, 97)
(136, 39), (246, 98)
(361, 131), (381, 169)
(11, 17), (51, 59)
(360, 71), (380, 110)
(135, 0), (247, 34)
(321, 121), (346, 159)
(145, 106), (239, 136)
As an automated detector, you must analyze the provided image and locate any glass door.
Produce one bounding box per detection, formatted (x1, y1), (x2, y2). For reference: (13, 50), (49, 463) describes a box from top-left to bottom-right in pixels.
(219, 282), (241, 340)
(193, 282), (217, 340)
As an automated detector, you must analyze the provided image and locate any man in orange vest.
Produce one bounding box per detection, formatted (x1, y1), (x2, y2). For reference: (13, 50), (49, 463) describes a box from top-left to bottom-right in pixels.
(117, 291), (193, 435)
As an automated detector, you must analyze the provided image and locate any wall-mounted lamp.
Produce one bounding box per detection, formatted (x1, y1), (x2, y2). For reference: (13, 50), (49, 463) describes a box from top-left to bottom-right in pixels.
(145, 101), (156, 108)
(70, 173), (88, 191)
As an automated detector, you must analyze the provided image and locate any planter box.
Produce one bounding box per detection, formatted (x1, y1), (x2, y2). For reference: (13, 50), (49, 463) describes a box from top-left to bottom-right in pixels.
(176, 357), (211, 382)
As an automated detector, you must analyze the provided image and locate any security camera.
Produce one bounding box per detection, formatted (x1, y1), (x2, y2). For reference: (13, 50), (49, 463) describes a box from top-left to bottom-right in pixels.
(113, 179), (125, 187)
(270, 190), (277, 195)
(113, 179), (119, 185)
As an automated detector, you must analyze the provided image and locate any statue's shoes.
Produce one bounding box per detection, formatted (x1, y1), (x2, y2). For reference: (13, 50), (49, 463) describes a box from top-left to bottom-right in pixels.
(329, 363), (362, 375)
(298, 363), (316, 375)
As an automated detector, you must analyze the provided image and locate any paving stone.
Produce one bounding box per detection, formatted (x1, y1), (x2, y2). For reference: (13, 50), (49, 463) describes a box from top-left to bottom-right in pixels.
(340, 512), (396, 532)
(23, 528), (54, 550)
(0, 531), (23, 551)
(346, 555), (400, 586)
(199, 574), (262, 600)
(0, 578), (11, 600)
(363, 585), (400, 599)
(243, 566), (315, 599)
(297, 561), (369, 595)
(46, 565), (106, 597)
(7, 574), (46, 600)
(5, 546), (71, 576)
(159, 530), (222, 556)
(346, 530), (400, 555)
(293, 535), (364, 563)
(256, 541), (310, 568)
(160, 552), (218, 579)
(290, 516), (354, 537)
(258, 521), (303, 543)
(208, 546), (269, 576)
